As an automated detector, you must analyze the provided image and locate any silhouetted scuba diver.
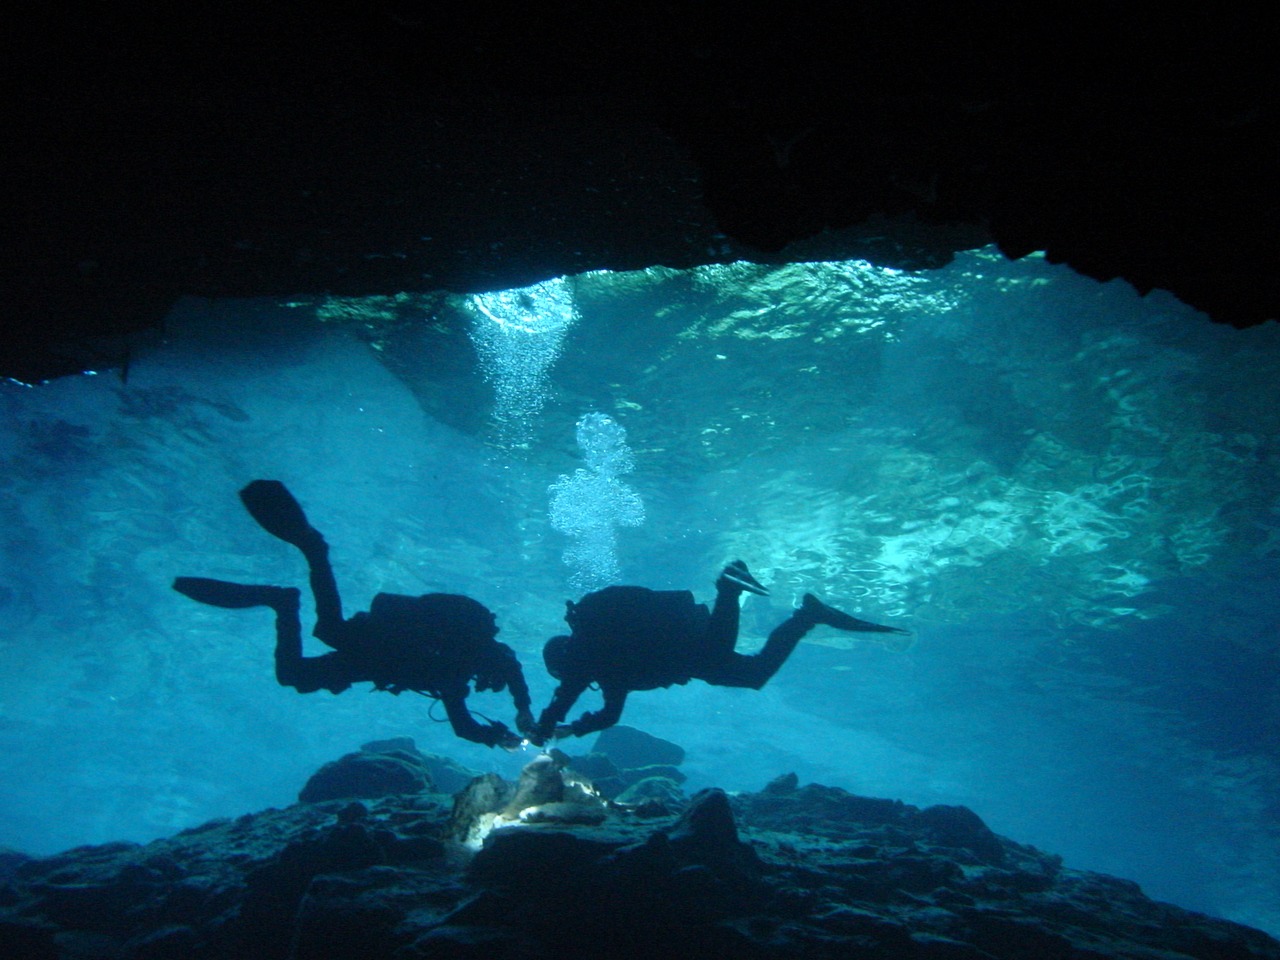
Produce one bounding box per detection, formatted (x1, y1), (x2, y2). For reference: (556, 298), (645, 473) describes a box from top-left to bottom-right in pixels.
(532, 560), (908, 741)
(173, 481), (533, 749)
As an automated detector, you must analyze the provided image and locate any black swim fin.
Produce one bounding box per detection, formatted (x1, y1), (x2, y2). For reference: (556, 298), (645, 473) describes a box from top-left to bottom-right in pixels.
(721, 559), (770, 596)
(799, 594), (909, 634)
(239, 480), (323, 550)
(173, 577), (299, 611)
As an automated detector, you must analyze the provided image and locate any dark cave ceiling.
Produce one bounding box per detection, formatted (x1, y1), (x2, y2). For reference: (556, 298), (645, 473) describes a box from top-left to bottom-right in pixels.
(2, 3), (1276, 384)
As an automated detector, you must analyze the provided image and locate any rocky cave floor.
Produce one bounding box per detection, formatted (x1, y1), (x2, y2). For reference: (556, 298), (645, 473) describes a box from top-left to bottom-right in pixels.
(2, 731), (1278, 960)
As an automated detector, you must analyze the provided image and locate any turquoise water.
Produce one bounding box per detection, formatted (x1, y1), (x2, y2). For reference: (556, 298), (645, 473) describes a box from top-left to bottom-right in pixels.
(1, 249), (1277, 933)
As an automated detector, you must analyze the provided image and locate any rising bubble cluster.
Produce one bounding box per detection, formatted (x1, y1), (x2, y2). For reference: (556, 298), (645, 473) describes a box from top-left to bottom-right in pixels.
(548, 413), (645, 591)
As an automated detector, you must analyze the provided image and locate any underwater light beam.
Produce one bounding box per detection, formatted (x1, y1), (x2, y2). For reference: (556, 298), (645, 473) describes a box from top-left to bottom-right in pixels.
(464, 276), (579, 447)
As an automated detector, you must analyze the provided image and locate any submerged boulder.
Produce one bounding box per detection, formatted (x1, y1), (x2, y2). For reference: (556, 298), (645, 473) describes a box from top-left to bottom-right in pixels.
(298, 749), (432, 803)
(566, 725), (690, 800)
(500, 755), (564, 819)
(299, 739), (486, 804)
(359, 737), (483, 795)
(615, 775), (685, 809)
(592, 724), (685, 769)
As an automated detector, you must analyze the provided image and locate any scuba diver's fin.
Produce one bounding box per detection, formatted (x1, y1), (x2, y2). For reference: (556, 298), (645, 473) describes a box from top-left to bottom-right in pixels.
(173, 577), (299, 611)
(238, 480), (324, 550)
(720, 559), (770, 595)
(799, 594), (909, 634)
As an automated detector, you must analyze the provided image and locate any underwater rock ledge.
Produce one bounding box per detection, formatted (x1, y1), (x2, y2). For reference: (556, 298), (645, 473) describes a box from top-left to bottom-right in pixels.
(1, 766), (1277, 960)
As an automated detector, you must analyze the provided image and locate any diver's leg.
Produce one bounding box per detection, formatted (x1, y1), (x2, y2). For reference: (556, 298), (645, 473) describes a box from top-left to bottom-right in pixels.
(269, 586), (307, 685)
(237, 481), (344, 643)
(174, 577), (294, 609)
(705, 578), (743, 660)
(171, 578), (349, 692)
(704, 595), (909, 690)
(300, 538), (346, 647)
(701, 607), (814, 690)
(267, 587), (353, 693)
(704, 560), (769, 659)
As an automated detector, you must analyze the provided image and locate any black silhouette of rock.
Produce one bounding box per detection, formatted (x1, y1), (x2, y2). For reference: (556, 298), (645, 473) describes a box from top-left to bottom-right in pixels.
(592, 724), (686, 769)
(614, 776), (685, 809)
(298, 749), (432, 803)
(299, 739), (487, 804)
(623, 763), (686, 787)
(0, 846), (32, 883)
(1, 759), (1277, 960)
(5, 9), (1276, 386)
(360, 738), (481, 796)
(565, 726), (689, 801)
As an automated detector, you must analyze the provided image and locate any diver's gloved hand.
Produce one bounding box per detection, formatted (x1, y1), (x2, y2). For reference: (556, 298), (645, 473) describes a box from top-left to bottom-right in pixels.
(552, 724), (577, 740)
(483, 721), (521, 750)
(528, 716), (556, 744)
(515, 709), (536, 737)
(523, 726), (550, 747)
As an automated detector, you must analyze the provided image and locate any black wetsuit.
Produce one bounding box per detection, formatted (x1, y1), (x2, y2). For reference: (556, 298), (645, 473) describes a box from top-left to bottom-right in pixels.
(176, 483), (532, 749)
(535, 579), (815, 739)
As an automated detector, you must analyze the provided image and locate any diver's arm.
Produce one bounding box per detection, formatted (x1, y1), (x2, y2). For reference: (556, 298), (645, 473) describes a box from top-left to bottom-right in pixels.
(565, 684), (628, 737)
(237, 480), (345, 644)
(491, 643), (533, 713)
(440, 691), (513, 748)
(500, 653), (535, 734)
(535, 676), (591, 737)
